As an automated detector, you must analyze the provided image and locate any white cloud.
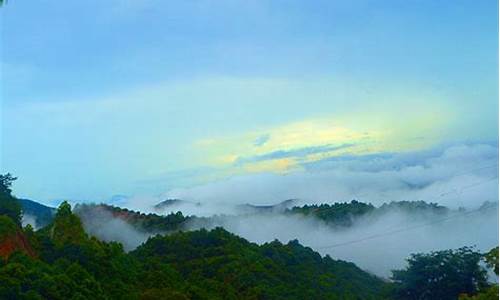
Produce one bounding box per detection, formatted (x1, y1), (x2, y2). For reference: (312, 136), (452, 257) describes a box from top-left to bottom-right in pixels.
(161, 143), (498, 209)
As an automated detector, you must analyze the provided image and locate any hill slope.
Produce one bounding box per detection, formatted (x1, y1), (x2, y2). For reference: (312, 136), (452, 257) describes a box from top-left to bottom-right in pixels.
(132, 227), (390, 299)
(19, 199), (55, 228)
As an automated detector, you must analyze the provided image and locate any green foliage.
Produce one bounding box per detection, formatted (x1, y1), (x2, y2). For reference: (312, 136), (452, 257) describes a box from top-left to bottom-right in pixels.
(0, 215), (18, 238)
(0, 173), (22, 226)
(2, 200), (393, 299)
(132, 227), (390, 299)
(289, 200), (376, 226)
(0, 252), (106, 300)
(459, 247), (499, 300)
(459, 285), (499, 300)
(140, 288), (190, 300)
(0, 194), (493, 300)
(484, 247), (498, 275)
(391, 247), (489, 300)
(75, 203), (190, 232)
(289, 200), (449, 227)
(377, 201), (448, 215)
(51, 201), (87, 246)
(0, 173), (16, 195)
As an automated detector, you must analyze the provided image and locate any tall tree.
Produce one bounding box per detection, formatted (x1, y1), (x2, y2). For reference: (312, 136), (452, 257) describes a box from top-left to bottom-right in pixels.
(392, 247), (488, 300)
(0, 173), (22, 226)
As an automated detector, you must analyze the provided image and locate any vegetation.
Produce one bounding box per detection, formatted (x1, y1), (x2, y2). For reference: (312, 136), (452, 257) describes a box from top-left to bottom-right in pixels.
(0, 174), (22, 226)
(28, 199), (453, 234)
(391, 247), (492, 300)
(132, 228), (390, 299)
(289, 200), (449, 227)
(75, 203), (190, 232)
(0, 174), (497, 299)
(288, 200), (376, 227)
(459, 247), (499, 300)
(0, 201), (392, 299)
(377, 200), (449, 215)
(18, 198), (55, 228)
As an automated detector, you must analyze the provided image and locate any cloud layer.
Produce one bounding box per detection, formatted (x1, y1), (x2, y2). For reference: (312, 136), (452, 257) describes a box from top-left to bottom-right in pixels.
(158, 143), (498, 210)
(186, 204), (498, 277)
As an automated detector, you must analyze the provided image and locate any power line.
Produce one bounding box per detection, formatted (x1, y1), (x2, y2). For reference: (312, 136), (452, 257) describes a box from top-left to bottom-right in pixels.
(316, 202), (498, 249)
(309, 168), (499, 215)
(351, 163), (499, 201)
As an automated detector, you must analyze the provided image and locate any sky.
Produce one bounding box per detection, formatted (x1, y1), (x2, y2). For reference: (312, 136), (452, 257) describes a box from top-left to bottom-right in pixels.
(0, 0), (498, 205)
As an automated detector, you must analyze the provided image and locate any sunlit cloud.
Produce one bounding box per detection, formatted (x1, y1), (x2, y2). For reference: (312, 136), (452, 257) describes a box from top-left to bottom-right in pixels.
(193, 110), (453, 175)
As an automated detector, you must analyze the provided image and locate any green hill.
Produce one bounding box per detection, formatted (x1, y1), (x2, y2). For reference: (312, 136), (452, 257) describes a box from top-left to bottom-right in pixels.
(0, 202), (391, 299)
(132, 227), (390, 300)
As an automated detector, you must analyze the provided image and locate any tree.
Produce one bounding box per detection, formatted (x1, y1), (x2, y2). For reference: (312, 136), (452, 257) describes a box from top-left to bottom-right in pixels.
(392, 247), (488, 300)
(0, 173), (22, 226)
(459, 247), (499, 300)
(484, 247), (499, 276)
(52, 201), (87, 246)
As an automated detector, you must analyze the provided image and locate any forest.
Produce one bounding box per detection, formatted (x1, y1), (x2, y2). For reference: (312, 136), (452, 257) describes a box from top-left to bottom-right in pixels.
(0, 174), (498, 300)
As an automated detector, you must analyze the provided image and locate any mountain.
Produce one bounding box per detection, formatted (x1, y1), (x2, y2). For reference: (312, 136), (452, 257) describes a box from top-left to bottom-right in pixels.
(0, 195), (497, 299)
(132, 227), (391, 299)
(153, 199), (299, 215)
(1, 201), (392, 299)
(153, 198), (199, 211)
(0, 215), (36, 259)
(288, 200), (453, 227)
(237, 199), (299, 214)
(18, 198), (56, 228)
(75, 203), (190, 233)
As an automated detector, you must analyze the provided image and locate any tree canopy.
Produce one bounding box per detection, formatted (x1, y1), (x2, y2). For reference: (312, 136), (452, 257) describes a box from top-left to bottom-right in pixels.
(0, 174), (22, 226)
(391, 247), (490, 300)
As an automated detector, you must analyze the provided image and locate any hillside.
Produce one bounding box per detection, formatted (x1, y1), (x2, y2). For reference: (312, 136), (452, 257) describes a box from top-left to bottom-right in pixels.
(0, 171), (497, 299)
(131, 227), (390, 299)
(75, 203), (190, 233)
(0, 215), (36, 259)
(1, 201), (392, 299)
(288, 200), (450, 227)
(19, 198), (55, 228)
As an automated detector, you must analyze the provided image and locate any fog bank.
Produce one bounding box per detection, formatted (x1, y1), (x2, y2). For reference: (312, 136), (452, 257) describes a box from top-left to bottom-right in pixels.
(186, 204), (499, 277)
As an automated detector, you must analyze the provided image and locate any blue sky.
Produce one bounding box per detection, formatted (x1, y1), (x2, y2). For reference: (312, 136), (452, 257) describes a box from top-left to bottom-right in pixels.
(1, 0), (498, 204)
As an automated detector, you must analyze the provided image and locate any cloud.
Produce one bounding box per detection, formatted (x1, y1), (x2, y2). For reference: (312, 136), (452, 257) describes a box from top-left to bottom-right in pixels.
(235, 143), (354, 165)
(21, 214), (38, 229)
(193, 110), (454, 179)
(253, 134), (270, 147)
(93, 142), (498, 277)
(77, 206), (153, 251)
(162, 143), (498, 208)
(185, 204), (498, 277)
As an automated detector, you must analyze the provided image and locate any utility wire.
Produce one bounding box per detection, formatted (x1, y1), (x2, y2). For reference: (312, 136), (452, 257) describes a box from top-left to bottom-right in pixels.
(316, 202), (498, 249)
(312, 163), (500, 212)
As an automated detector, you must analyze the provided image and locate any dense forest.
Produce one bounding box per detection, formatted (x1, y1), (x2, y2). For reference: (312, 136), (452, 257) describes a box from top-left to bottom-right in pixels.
(0, 174), (498, 299)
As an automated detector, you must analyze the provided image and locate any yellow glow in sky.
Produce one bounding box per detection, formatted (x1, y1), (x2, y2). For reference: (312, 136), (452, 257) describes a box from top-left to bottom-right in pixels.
(193, 107), (454, 175)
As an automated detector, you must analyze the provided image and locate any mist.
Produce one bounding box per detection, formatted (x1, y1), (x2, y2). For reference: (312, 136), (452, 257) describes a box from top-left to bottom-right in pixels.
(74, 142), (498, 277)
(21, 214), (37, 229)
(76, 206), (155, 251)
(185, 204), (499, 277)
(121, 143), (498, 214)
(75, 200), (498, 278)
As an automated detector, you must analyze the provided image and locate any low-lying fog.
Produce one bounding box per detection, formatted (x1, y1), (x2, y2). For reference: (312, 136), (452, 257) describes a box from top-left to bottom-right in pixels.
(186, 205), (498, 277)
(78, 201), (498, 278)
(78, 143), (499, 278)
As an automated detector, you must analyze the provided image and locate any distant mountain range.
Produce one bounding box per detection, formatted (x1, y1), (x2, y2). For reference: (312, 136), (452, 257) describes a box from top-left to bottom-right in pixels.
(153, 198), (298, 214)
(236, 199), (298, 213)
(153, 198), (200, 211)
